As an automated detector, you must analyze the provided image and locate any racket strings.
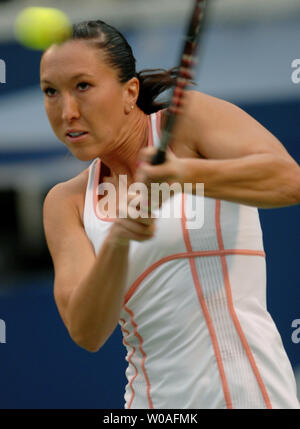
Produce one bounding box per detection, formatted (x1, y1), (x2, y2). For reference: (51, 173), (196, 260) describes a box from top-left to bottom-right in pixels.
(168, 0), (207, 115)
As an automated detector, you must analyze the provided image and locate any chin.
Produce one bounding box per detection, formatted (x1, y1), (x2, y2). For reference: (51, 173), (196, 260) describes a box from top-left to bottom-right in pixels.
(72, 151), (97, 162)
(69, 146), (101, 162)
(65, 136), (109, 162)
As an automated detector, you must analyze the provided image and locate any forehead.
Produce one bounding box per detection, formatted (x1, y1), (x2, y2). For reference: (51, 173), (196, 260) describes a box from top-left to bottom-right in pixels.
(40, 40), (114, 82)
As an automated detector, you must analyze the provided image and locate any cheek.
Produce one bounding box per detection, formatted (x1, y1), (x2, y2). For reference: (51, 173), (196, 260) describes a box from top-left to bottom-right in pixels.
(91, 89), (125, 133)
(45, 102), (60, 130)
(45, 102), (67, 143)
(96, 83), (125, 116)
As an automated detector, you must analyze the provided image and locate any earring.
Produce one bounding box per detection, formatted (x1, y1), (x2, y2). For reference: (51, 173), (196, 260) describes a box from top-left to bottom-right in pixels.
(131, 105), (134, 110)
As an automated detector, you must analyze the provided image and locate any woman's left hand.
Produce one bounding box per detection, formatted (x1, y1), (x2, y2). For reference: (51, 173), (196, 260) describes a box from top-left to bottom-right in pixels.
(135, 146), (185, 187)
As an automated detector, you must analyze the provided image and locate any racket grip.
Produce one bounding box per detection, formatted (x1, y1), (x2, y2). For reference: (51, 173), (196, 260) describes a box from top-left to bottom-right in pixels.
(151, 149), (166, 165)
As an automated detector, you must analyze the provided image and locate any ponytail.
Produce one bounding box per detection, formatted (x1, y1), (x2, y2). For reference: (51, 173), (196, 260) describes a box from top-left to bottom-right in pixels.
(136, 67), (178, 114)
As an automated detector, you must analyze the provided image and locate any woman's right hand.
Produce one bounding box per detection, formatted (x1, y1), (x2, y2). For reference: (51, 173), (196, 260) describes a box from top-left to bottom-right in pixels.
(109, 186), (156, 246)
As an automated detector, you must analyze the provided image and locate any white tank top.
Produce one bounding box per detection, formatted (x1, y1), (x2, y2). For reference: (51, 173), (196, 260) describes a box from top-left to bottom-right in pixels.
(83, 111), (299, 409)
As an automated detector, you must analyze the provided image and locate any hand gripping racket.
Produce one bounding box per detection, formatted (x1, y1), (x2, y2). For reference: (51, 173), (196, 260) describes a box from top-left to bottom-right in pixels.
(151, 0), (208, 165)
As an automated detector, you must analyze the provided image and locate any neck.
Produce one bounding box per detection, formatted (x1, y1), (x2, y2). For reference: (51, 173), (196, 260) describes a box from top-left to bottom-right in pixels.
(100, 108), (149, 184)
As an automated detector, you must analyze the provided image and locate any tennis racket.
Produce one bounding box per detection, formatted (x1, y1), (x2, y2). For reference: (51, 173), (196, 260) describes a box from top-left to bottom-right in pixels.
(151, 0), (208, 165)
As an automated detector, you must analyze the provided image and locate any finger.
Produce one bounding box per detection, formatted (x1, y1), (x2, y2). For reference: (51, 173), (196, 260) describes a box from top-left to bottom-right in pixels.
(112, 222), (154, 243)
(118, 205), (154, 224)
(138, 146), (158, 164)
(137, 163), (177, 183)
(115, 217), (156, 237)
(138, 146), (177, 165)
(122, 191), (154, 220)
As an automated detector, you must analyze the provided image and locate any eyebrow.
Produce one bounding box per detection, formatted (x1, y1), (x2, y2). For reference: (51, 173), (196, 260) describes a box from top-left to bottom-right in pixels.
(40, 73), (94, 84)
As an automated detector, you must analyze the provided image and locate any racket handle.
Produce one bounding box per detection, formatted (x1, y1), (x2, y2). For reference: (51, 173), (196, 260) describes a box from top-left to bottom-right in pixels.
(151, 149), (166, 165)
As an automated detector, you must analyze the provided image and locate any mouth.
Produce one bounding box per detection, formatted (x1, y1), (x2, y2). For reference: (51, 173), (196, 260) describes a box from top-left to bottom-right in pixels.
(65, 131), (89, 142)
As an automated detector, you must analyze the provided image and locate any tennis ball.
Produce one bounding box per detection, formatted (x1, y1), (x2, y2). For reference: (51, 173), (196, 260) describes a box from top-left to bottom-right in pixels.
(14, 7), (72, 51)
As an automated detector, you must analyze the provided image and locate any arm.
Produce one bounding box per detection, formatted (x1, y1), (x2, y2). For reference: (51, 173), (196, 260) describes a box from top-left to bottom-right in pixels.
(181, 154), (300, 208)
(138, 91), (300, 208)
(43, 182), (154, 353)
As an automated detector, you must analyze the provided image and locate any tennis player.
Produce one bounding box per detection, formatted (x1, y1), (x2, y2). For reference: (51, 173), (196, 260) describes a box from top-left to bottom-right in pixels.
(41, 20), (300, 409)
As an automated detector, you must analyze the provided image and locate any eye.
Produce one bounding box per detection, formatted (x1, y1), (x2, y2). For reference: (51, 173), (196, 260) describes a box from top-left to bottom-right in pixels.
(77, 82), (91, 91)
(43, 87), (57, 97)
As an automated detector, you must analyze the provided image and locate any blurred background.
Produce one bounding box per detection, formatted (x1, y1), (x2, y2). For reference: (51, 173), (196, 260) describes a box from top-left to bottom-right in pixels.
(0, 0), (299, 408)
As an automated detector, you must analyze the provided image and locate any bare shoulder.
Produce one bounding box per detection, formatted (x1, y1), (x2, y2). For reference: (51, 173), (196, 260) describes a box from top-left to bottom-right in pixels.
(159, 90), (225, 138)
(178, 90), (240, 124)
(43, 165), (90, 226)
(42, 165), (98, 333)
(160, 90), (226, 158)
(44, 165), (89, 200)
(163, 90), (289, 159)
(172, 89), (267, 133)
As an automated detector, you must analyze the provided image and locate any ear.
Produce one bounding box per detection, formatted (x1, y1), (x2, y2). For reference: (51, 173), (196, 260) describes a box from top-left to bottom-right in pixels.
(123, 77), (139, 114)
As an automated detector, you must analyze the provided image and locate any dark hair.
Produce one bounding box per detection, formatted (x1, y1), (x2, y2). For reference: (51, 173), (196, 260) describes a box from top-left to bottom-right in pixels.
(70, 20), (178, 114)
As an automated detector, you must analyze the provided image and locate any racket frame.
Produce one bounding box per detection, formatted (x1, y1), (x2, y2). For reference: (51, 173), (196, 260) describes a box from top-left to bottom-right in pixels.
(151, 0), (208, 165)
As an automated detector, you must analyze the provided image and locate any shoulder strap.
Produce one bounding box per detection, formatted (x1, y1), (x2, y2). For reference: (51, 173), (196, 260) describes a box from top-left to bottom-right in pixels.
(150, 112), (161, 149)
(83, 158), (99, 227)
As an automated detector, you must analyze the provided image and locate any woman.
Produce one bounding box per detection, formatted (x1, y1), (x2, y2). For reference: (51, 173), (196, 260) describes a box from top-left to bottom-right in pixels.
(41, 20), (300, 409)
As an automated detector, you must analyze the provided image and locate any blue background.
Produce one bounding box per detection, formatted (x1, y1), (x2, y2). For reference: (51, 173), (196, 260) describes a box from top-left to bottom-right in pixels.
(0, 27), (299, 408)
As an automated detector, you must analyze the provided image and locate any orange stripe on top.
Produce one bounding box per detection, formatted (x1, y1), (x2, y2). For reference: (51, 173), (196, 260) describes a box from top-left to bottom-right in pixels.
(120, 318), (138, 408)
(154, 110), (176, 155)
(181, 193), (233, 409)
(156, 110), (162, 138)
(92, 159), (115, 222)
(215, 199), (272, 409)
(124, 248), (265, 305)
(124, 305), (154, 409)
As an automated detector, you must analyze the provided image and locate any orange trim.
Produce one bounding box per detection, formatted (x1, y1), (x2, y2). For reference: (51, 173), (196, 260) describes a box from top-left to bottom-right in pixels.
(124, 248), (265, 305)
(181, 194), (233, 409)
(154, 109), (176, 155)
(92, 159), (101, 219)
(215, 200), (272, 409)
(92, 158), (115, 222)
(124, 305), (154, 409)
(156, 110), (162, 138)
(121, 117), (154, 409)
(120, 318), (138, 408)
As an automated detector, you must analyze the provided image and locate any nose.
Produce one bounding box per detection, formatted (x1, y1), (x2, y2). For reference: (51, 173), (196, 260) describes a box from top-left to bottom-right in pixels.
(61, 93), (80, 122)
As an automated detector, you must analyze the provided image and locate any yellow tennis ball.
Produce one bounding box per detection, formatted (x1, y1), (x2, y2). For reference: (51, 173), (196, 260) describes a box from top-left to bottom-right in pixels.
(14, 7), (72, 51)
